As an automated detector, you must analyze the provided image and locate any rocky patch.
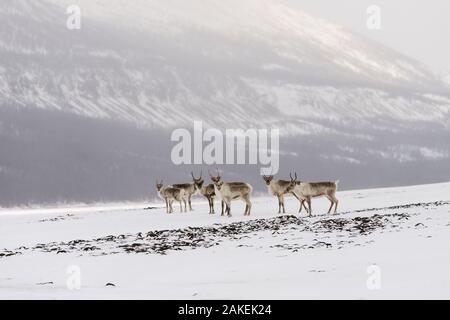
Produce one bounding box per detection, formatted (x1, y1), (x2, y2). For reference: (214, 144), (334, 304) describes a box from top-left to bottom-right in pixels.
(0, 211), (416, 258)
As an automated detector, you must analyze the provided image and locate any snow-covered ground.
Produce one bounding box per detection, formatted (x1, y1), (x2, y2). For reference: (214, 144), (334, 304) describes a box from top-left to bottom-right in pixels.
(1, 182), (450, 299)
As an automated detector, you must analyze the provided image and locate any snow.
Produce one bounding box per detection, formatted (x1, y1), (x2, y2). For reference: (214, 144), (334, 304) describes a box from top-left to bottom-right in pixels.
(42, 0), (432, 85)
(1, 182), (450, 299)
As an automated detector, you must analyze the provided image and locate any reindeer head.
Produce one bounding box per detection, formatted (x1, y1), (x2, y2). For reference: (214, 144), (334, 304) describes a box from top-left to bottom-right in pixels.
(155, 180), (164, 192)
(215, 180), (224, 190)
(210, 169), (224, 190)
(286, 172), (298, 192)
(209, 169), (222, 185)
(262, 175), (274, 186)
(191, 171), (204, 190)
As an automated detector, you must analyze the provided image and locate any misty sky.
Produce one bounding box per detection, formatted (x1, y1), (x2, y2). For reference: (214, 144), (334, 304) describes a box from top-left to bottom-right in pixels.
(283, 0), (450, 74)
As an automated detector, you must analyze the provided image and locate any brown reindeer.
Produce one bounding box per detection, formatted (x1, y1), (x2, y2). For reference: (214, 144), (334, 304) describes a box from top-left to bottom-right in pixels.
(210, 170), (253, 217)
(191, 171), (216, 214)
(262, 175), (308, 214)
(287, 173), (339, 216)
(156, 180), (187, 213)
(172, 176), (197, 211)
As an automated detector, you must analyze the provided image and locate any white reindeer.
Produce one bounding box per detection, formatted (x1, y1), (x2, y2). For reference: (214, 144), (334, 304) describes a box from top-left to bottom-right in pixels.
(156, 180), (187, 213)
(191, 171), (216, 214)
(172, 176), (198, 211)
(262, 175), (308, 214)
(287, 173), (339, 216)
(210, 170), (253, 217)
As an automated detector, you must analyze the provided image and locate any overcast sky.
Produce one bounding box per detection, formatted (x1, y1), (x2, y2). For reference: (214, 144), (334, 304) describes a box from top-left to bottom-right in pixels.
(282, 0), (450, 74)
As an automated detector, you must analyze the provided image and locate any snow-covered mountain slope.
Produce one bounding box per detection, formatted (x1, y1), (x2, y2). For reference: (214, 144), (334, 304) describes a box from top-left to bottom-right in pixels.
(1, 182), (450, 299)
(1, 0), (450, 206)
(1, 0), (450, 134)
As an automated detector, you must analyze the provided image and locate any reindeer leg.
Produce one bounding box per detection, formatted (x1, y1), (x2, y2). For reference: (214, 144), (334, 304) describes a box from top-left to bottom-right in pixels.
(208, 197), (212, 214)
(209, 197), (214, 214)
(281, 194), (286, 213)
(225, 198), (232, 217)
(302, 200), (309, 214)
(277, 195), (281, 214)
(333, 197), (339, 214)
(165, 198), (169, 214)
(299, 199), (307, 214)
(188, 195), (192, 211)
(307, 197), (312, 217)
(221, 200), (225, 216)
(326, 196), (334, 214)
(245, 196), (252, 216)
(290, 192), (302, 214)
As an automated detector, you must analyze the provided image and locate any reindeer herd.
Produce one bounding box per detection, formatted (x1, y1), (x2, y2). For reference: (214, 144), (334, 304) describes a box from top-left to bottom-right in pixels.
(156, 171), (339, 217)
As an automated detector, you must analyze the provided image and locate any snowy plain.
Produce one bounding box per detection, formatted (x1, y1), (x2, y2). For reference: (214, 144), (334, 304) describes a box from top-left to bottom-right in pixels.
(0, 182), (450, 299)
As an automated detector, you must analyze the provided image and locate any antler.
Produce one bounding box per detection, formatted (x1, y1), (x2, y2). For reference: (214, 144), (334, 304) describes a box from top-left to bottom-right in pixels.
(191, 170), (203, 181)
(209, 168), (221, 180)
(289, 172), (297, 182)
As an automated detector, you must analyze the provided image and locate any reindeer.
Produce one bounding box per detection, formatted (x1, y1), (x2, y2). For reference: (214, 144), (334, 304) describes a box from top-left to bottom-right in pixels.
(262, 175), (308, 214)
(210, 170), (253, 217)
(172, 175), (198, 211)
(191, 171), (216, 214)
(155, 180), (187, 214)
(287, 173), (339, 216)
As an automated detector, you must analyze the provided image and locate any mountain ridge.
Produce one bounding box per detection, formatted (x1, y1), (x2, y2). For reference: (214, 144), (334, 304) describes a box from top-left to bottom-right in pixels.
(1, 0), (449, 134)
(1, 0), (450, 205)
